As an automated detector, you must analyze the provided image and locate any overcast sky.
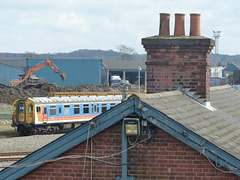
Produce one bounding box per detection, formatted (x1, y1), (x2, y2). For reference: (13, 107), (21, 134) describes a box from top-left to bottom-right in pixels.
(0, 0), (239, 55)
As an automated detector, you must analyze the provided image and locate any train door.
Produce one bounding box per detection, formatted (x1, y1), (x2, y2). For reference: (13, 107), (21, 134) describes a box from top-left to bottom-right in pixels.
(17, 103), (25, 123)
(92, 103), (100, 114)
(26, 104), (34, 124)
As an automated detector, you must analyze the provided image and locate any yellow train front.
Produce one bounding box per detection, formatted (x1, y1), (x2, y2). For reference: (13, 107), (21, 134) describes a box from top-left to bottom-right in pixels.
(12, 95), (122, 135)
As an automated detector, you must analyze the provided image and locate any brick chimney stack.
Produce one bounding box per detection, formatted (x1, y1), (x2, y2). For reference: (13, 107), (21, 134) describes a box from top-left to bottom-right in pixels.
(142, 13), (215, 102)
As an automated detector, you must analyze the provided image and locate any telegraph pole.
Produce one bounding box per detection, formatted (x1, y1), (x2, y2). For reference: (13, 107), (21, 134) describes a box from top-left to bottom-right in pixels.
(213, 31), (221, 66)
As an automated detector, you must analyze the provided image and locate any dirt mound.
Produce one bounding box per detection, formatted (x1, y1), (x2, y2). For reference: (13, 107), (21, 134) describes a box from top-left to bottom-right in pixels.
(0, 83), (127, 105)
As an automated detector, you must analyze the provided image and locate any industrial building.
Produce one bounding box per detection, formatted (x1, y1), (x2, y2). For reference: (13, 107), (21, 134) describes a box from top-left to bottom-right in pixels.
(102, 59), (146, 85)
(0, 58), (146, 87)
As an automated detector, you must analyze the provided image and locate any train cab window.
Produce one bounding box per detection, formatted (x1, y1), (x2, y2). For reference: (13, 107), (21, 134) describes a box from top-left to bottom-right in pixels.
(110, 103), (115, 109)
(14, 105), (17, 112)
(83, 104), (89, 114)
(36, 107), (41, 113)
(50, 106), (56, 116)
(64, 105), (71, 115)
(29, 105), (33, 113)
(74, 104), (80, 114)
(101, 103), (107, 113)
(19, 105), (24, 112)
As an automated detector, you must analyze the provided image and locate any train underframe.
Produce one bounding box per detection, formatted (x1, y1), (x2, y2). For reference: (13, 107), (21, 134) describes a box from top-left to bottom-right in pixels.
(13, 122), (81, 136)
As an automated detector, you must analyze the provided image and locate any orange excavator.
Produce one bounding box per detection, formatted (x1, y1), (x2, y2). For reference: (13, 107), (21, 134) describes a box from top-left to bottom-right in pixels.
(10, 59), (67, 89)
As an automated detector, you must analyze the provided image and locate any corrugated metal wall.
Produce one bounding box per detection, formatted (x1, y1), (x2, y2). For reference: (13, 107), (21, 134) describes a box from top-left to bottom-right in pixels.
(28, 59), (103, 86)
(0, 64), (23, 85)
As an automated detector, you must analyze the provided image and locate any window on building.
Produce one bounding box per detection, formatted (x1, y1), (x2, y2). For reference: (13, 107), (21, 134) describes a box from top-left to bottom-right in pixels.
(29, 104), (33, 113)
(102, 103), (107, 113)
(50, 106), (56, 116)
(64, 105), (71, 115)
(74, 104), (80, 114)
(83, 104), (89, 114)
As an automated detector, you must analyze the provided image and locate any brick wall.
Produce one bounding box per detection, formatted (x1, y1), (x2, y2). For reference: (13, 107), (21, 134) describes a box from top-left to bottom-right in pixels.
(21, 121), (238, 180)
(142, 37), (214, 102)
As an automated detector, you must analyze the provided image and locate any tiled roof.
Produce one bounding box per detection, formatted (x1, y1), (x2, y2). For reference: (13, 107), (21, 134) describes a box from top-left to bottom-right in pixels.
(136, 85), (240, 160)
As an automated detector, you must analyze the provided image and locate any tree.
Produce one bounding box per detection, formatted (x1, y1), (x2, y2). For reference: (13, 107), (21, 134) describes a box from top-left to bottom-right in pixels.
(25, 52), (40, 59)
(117, 44), (138, 61)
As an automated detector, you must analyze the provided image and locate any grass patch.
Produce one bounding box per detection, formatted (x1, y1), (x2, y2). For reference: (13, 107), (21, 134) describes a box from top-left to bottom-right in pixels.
(0, 108), (12, 121)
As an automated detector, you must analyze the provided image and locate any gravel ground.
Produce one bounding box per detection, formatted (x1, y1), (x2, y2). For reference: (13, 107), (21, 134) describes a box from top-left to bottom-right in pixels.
(0, 134), (64, 153)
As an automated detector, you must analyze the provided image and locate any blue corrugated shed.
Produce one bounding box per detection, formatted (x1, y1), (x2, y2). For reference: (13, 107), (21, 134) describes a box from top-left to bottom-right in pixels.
(27, 59), (103, 86)
(0, 60), (25, 85)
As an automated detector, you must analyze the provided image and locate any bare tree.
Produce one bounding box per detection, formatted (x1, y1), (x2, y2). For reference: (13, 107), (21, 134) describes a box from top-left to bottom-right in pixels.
(117, 44), (138, 61)
(25, 52), (40, 59)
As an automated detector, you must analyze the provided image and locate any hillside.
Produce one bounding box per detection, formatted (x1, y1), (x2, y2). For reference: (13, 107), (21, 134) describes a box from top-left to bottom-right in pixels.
(0, 49), (146, 60)
(0, 49), (239, 65)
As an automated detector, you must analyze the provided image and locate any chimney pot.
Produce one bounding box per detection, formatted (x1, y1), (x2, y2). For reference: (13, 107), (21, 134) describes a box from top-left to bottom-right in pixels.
(174, 13), (185, 36)
(159, 13), (170, 36)
(190, 13), (201, 36)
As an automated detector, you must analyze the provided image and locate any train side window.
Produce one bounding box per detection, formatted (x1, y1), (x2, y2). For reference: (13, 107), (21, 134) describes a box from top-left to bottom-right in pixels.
(64, 105), (71, 115)
(50, 106), (56, 116)
(101, 103), (107, 113)
(36, 107), (41, 113)
(110, 103), (115, 109)
(83, 104), (89, 114)
(14, 105), (16, 112)
(29, 105), (33, 113)
(74, 104), (80, 114)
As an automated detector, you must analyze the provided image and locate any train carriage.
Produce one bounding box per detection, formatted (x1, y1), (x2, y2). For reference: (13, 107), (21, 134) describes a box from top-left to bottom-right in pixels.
(12, 95), (122, 135)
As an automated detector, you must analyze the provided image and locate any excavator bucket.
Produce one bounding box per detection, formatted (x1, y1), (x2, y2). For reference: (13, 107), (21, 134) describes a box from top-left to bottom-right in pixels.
(58, 72), (67, 82)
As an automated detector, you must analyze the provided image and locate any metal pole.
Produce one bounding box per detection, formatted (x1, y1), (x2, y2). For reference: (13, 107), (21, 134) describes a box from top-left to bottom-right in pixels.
(138, 66), (142, 94)
(122, 120), (127, 179)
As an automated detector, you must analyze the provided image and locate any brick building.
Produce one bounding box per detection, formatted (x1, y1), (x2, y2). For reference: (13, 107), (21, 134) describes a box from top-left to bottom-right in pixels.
(1, 13), (240, 179)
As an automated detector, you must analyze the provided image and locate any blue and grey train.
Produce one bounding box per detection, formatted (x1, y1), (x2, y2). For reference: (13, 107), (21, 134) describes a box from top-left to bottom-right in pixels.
(12, 95), (122, 135)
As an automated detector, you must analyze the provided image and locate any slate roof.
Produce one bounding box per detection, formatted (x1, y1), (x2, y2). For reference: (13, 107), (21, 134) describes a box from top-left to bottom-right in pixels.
(102, 59), (146, 70)
(1, 85), (240, 179)
(136, 85), (240, 160)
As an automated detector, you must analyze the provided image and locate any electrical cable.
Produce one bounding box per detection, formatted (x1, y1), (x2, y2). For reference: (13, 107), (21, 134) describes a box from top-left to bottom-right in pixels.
(204, 152), (240, 175)
(87, 126), (156, 166)
(82, 124), (91, 180)
(127, 135), (139, 146)
(0, 128), (155, 169)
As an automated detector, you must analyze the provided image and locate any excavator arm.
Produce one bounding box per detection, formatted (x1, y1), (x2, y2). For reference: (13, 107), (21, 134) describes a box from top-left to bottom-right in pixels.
(24, 59), (66, 81)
